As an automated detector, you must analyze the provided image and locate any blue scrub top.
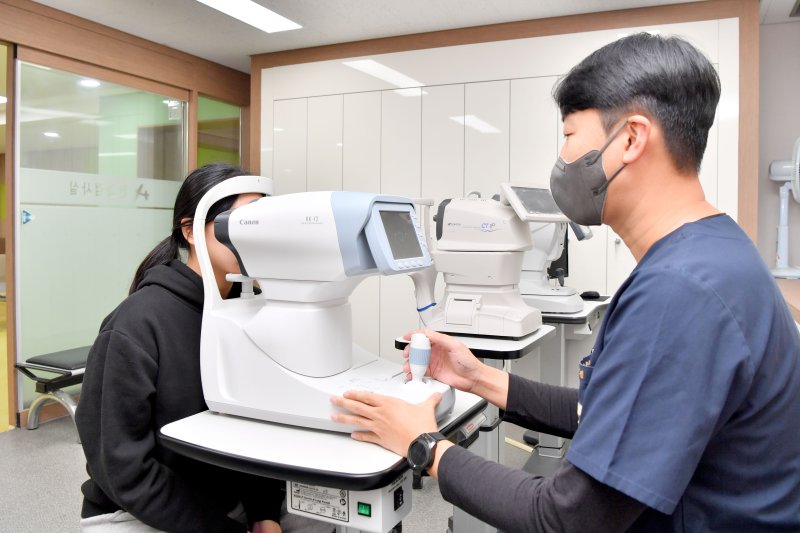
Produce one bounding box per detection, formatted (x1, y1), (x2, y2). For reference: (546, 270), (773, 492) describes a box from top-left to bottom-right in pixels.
(566, 214), (800, 532)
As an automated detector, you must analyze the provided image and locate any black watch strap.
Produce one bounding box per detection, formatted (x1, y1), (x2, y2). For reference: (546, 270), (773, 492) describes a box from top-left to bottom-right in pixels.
(407, 432), (448, 472)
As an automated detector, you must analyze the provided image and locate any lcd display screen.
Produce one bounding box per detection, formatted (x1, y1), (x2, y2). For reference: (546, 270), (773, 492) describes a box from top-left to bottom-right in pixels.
(379, 210), (423, 260)
(511, 186), (563, 216)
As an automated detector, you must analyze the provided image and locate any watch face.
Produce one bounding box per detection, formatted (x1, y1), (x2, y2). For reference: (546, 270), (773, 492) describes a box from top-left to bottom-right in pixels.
(408, 440), (429, 469)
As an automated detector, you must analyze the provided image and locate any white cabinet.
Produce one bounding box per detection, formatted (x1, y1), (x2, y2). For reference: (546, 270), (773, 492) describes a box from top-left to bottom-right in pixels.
(343, 92), (381, 193)
(421, 84), (465, 202)
(262, 18), (740, 357)
(606, 228), (637, 294)
(464, 80), (509, 198)
(343, 92), (382, 355)
(272, 99), (307, 195)
(567, 226), (609, 295)
(421, 84), (466, 308)
(307, 95), (343, 192)
(379, 88), (422, 359)
(510, 77), (559, 188)
(568, 228), (636, 298)
(699, 118), (719, 206)
(381, 88), (421, 196)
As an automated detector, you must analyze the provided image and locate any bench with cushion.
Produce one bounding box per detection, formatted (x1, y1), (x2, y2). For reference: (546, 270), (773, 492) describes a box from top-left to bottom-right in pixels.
(15, 346), (90, 430)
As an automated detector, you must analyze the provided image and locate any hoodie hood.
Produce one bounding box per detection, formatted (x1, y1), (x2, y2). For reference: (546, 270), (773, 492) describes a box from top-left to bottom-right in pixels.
(136, 260), (204, 311)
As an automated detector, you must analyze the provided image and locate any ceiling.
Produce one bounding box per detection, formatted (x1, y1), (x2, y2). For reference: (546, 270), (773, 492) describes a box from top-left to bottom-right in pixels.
(29, 0), (799, 74)
(0, 0), (796, 156)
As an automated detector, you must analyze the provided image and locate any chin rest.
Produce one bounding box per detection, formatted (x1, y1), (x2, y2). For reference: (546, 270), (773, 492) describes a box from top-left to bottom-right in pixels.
(15, 346), (90, 431)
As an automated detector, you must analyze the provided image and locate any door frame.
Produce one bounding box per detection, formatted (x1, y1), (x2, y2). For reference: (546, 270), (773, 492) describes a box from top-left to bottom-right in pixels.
(3, 40), (14, 430)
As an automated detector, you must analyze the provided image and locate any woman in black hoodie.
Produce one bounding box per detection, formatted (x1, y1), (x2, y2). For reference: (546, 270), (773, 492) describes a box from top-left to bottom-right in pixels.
(76, 164), (290, 533)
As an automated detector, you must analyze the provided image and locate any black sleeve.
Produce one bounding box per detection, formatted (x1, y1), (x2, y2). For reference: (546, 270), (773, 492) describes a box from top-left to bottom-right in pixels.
(438, 446), (646, 532)
(77, 331), (246, 533)
(237, 473), (284, 527)
(502, 373), (579, 439)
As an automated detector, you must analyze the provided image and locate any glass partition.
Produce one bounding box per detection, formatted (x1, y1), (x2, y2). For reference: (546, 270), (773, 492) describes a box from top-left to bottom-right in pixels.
(197, 95), (241, 167)
(16, 62), (187, 404)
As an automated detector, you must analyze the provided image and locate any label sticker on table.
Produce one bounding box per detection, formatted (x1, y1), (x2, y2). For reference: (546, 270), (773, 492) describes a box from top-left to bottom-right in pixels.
(289, 482), (349, 522)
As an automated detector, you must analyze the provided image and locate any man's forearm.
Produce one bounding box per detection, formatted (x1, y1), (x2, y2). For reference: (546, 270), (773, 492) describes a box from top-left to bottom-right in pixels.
(503, 374), (579, 438)
(471, 363), (510, 410)
(436, 446), (645, 532)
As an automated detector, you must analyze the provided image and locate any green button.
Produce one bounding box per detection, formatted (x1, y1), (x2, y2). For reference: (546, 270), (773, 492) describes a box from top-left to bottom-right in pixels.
(357, 502), (372, 517)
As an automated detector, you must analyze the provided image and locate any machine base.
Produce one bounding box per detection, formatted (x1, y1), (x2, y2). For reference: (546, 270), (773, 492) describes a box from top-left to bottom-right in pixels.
(288, 473), (411, 533)
(772, 266), (800, 279)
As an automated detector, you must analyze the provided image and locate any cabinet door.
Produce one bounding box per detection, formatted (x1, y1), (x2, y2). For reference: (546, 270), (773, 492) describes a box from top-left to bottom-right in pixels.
(699, 117), (719, 207)
(273, 98), (307, 195)
(567, 225), (608, 296)
(343, 92), (381, 193)
(606, 228), (637, 296)
(421, 84), (465, 308)
(464, 80), (509, 198)
(510, 77), (559, 188)
(381, 88), (421, 196)
(343, 92), (382, 354)
(422, 84), (465, 202)
(380, 88), (422, 360)
(307, 95), (343, 192)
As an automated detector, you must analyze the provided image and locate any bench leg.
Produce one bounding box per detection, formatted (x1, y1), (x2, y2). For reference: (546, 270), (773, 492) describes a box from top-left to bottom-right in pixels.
(27, 391), (78, 433)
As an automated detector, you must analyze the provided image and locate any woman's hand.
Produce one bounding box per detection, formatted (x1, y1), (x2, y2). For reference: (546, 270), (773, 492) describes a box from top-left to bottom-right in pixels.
(402, 329), (483, 392)
(330, 391), (442, 457)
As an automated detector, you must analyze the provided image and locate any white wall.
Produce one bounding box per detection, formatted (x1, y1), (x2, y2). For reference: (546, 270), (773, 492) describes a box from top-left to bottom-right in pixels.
(758, 22), (800, 268)
(260, 19), (740, 360)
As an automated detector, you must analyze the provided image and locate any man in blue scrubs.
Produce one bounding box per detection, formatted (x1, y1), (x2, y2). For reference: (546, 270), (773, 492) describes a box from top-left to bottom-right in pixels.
(332, 33), (800, 531)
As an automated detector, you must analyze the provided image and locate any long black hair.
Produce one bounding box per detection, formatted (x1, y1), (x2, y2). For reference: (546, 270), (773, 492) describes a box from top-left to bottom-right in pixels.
(129, 163), (249, 294)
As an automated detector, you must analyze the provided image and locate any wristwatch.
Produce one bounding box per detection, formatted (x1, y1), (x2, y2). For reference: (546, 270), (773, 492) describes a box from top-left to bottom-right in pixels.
(407, 432), (448, 472)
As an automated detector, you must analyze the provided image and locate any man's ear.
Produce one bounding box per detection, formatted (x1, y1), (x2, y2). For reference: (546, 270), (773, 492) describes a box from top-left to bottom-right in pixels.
(621, 114), (651, 165)
(180, 218), (194, 246)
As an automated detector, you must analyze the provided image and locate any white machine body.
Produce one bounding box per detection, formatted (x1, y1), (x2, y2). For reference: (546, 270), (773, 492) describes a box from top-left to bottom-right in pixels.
(519, 222), (583, 314)
(193, 177), (455, 433)
(501, 183), (586, 314)
(287, 474), (412, 533)
(410, 196), (543, 338)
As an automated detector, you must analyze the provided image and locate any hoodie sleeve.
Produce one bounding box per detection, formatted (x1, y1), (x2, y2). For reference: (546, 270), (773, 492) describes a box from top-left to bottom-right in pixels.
(237, 473), (284, 527)
(77, 330), (246, 533)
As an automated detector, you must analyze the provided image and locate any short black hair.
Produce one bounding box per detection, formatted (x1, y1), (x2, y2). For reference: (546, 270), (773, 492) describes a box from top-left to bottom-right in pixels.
(554, 33), (721, 174)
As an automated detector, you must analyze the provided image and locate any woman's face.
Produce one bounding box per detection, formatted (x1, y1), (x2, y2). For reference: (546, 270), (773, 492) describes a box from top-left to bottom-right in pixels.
(204, 193), (263, 275)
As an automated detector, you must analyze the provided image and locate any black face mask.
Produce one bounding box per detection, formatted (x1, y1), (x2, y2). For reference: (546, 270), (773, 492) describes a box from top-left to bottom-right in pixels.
(549, 121), (627, 226)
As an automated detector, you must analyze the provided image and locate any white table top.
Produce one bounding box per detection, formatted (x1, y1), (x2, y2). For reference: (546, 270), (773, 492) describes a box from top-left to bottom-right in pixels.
(541, 298), (610, 324)
(395, 324), (555, 360)
(160, 390), (486, 490)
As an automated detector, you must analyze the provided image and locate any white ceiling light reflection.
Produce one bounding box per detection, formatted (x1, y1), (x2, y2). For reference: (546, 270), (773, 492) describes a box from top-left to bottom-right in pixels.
(343, 59), (425, 96)
(43, 131), (61, 138)
(393, 88), (427, 97)
(79, 79), (101, 88)
(0, 96), (7, 105)
(449, 115), (501, 134)
(195, 0), (301, 33)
